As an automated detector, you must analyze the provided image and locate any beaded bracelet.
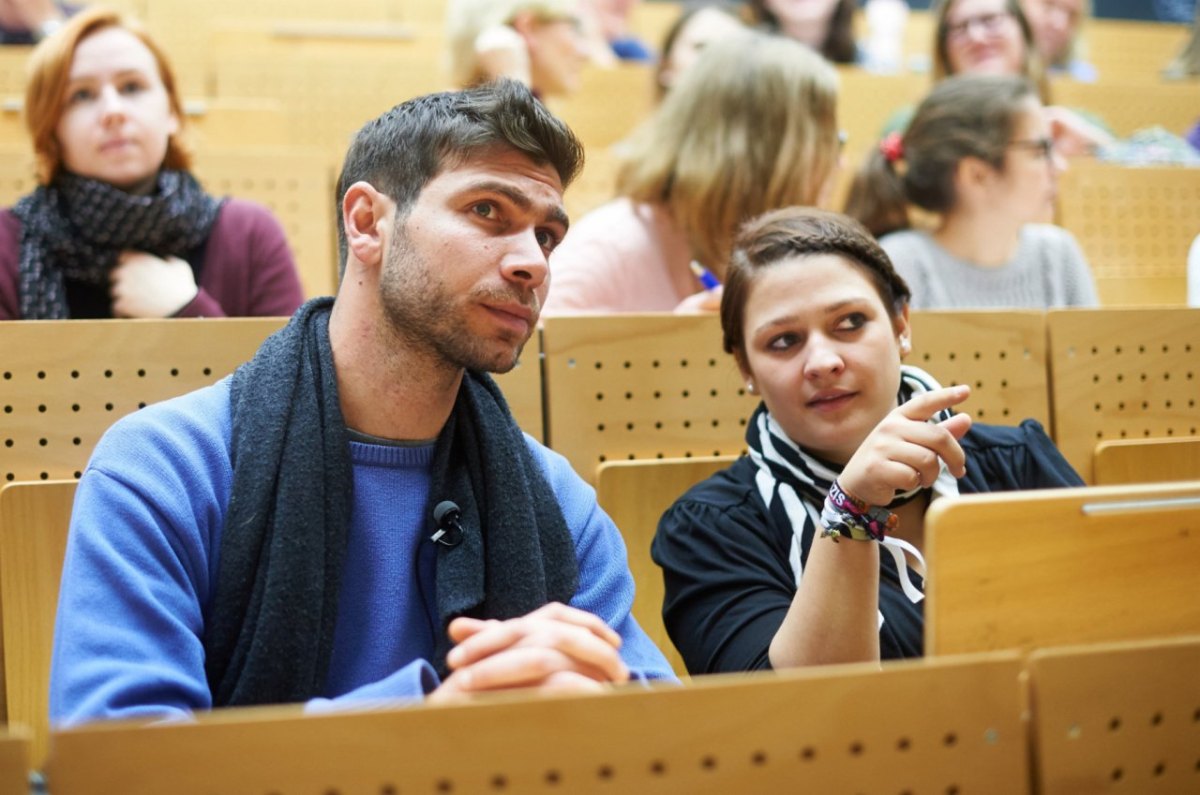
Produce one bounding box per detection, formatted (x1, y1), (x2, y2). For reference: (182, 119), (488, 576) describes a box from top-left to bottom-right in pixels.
(820, 479), (898, 543)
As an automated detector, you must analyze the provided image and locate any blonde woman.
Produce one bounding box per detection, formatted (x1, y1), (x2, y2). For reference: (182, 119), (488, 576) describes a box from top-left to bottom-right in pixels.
(445, 0), (591, 98)
(543, 30), (840, 314)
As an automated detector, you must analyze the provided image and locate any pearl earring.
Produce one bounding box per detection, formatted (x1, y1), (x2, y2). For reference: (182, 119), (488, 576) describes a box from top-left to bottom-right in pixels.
(746, 380), (756, 394)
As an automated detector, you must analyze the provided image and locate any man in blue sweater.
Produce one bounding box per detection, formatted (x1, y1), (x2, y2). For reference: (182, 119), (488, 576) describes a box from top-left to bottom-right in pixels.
(49, 80), (676, 725)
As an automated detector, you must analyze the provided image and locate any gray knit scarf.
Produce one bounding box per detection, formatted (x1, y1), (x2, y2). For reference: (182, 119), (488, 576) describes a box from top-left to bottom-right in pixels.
(203, 297), (578, 707)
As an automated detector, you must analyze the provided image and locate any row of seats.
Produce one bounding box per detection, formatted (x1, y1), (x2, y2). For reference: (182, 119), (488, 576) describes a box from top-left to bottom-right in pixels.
(2, 307), (1198, 490)
(0, 562), (1195, 792)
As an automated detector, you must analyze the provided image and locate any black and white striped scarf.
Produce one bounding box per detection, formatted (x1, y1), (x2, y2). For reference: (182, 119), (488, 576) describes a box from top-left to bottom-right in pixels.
(744, 365), (960, 614)
(11, 171), (222, 319)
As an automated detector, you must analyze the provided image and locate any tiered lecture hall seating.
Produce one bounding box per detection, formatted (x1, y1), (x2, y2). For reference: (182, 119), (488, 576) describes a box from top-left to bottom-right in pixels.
(1, 3), (1197, 789)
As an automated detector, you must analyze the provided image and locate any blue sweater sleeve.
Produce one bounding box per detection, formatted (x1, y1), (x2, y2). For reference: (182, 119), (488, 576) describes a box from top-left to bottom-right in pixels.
(50, 390), (676, 728)
(525, 438), (679, 683)
(49, 385), (440, 728)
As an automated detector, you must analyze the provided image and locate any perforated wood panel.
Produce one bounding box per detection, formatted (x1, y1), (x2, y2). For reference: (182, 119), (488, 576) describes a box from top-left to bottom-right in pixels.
(0, 481), (74, 768)
(542, 315), (755, 483)
(925, 481), (1200, 655)
(1029, 635), (1200, 795)
(48, 653), (1028, 795)
(1047, 307), (1200, 482)
(1056, 163), (1200, 306)
(595, 457), (734, 678)
(910, 310), (1049, 428)
(0, 318), (284, 484)
(192, 148), (336, 298)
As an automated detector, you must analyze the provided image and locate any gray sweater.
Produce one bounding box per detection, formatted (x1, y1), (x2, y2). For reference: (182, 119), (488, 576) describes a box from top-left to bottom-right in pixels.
(880, 225), (1099, 310)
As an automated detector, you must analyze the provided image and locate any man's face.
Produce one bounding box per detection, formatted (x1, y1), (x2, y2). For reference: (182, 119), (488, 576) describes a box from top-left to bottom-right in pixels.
(379, 147), (568, 374)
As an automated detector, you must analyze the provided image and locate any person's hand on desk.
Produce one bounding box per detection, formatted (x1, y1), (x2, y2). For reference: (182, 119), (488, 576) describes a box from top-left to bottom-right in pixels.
(428, 602), (630, 703)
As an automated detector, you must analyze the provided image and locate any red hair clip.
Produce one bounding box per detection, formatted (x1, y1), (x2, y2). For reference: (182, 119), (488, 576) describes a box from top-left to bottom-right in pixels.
(879, 132), (904, 163)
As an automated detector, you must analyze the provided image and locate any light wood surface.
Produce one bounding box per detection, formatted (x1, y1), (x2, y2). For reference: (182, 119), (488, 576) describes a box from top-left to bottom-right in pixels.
(1056, 163), (1200, 307)
(47, 652), (1027, 795)
(550, 63), (656, 151)
(924, 481), (1200, 655)
(1047, 307), (1200, 481)
(0, 481), (75, 768)
(909, 310), (1050, 428)
(1028, 634), (1200, 795)
(0, 731), (29, 795)
(595, 456), (734, 677)
(1081, 18), (1191, 85)
(1093, 436), (1200, 485)
(0, 318), (284, 485)
(495, 328), (544, 442)
(1052, 80), (1200, 138)
(542, 314), (755, 483)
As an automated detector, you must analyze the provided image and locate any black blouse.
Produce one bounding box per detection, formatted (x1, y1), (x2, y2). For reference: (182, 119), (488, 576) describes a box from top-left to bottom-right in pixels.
(651, 419), (1084, 675)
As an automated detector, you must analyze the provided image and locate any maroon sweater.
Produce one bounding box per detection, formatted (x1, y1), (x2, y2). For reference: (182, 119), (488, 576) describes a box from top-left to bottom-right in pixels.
(0, 198), (305, 319)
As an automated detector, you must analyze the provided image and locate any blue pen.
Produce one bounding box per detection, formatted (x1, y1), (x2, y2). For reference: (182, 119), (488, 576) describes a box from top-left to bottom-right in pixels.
(689, 260), (721, 291)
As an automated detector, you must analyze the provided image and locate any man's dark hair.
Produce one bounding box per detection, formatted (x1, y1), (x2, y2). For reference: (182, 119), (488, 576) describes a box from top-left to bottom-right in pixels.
(335, 79), (585, 278)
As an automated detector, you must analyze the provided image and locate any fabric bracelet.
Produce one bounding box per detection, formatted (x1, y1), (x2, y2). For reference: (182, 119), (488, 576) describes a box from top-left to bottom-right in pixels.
(819, 479), (897, 543)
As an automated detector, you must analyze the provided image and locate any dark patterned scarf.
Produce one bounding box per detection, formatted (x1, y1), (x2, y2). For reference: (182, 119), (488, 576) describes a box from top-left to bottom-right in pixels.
(10, 171), (222, 319)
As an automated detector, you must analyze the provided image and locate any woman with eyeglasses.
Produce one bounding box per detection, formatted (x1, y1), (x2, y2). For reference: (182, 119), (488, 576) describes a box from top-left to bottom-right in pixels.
(929, 0), (1111, 156)
(846, 74), (1098, 310)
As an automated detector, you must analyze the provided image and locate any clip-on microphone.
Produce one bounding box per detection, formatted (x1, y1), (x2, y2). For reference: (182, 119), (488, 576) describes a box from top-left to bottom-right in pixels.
(430, 500), (464, 547)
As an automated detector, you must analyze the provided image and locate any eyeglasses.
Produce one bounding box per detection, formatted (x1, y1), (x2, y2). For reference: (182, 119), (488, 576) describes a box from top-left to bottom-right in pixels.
(946, 11), (1013, 42)
(1008, 136), (1055, 160)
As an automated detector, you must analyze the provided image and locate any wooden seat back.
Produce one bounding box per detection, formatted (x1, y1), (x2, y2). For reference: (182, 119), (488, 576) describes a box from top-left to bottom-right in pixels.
(543, 311), (1049, 483)
(910, 310), (1050, 428)
(1047, 307), (1200, 481)
(0, 481), (75, 768)
(1056, 163), (1200, 306)
(0, 730), (28, 795)
(925, 481), (1200, 655)
(0, 318), (283, 485)
(595, 456), (735, 677)
(541, 314), (754, 484)
(1092, 436), (1200, 485)
(1028, 634), (1200, 794)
